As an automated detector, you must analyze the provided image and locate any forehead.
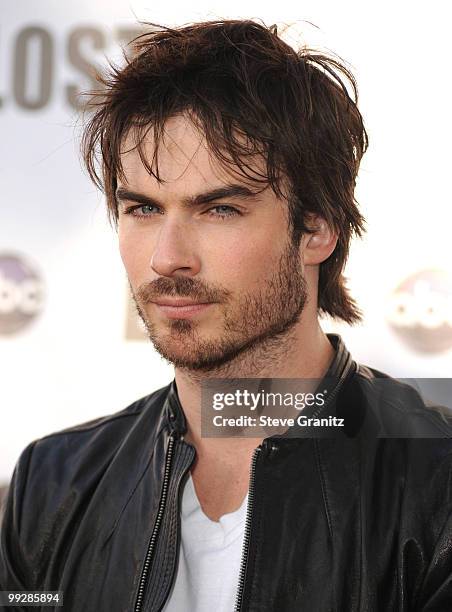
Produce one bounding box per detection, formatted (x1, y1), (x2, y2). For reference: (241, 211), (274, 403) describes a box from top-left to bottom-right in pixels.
(120, 113), (268, 193)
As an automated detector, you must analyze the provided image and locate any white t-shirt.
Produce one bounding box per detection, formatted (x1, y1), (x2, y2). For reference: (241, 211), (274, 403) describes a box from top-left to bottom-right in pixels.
(162, 472), (249, 611)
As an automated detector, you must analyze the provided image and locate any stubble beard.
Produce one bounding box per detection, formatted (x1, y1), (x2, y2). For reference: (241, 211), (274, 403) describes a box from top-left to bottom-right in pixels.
(131, 238), (308, 377)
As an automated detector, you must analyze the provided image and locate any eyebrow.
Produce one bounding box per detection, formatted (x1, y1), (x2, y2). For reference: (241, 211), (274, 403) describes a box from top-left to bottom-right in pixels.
(115, 183), (262, 209)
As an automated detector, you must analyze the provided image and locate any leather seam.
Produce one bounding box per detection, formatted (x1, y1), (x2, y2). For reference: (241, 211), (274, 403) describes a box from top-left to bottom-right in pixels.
(314, 439), (337, 611)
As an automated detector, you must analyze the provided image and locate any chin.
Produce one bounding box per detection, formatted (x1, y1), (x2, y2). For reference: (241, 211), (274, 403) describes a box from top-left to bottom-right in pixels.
(150, 336), (196, 363)
(149, 336), (227, 371)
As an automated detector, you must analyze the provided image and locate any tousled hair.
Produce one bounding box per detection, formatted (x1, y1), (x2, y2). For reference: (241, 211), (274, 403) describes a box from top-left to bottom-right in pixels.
(82, 18), (368, 324)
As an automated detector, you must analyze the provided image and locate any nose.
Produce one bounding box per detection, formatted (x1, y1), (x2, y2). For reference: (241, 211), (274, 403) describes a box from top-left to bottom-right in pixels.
(150, 218), (201, 277)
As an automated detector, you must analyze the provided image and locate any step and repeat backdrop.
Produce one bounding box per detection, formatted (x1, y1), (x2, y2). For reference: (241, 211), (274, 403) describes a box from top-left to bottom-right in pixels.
(1, 0), (451, 484)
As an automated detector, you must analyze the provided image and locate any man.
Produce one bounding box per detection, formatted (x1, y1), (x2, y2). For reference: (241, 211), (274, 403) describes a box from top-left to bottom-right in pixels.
(1, 18), (452, 612)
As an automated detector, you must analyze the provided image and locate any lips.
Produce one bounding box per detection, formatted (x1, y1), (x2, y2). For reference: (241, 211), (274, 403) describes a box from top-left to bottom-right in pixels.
(151, 300), (215, 319)
(152, 299), (212, 307)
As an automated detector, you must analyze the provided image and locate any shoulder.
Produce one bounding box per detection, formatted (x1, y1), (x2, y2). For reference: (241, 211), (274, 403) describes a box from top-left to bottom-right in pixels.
(336, 365), (452, 548)
(9, 383), (170, 493)
(340, 363), (452, 439)
(0, 384), (171, 590)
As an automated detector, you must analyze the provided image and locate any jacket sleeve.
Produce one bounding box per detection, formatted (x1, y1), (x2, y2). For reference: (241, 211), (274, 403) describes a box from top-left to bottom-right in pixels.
(0, 441), (37, 593)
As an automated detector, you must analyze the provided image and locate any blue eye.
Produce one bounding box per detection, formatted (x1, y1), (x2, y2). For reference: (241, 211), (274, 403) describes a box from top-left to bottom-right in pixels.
(208, 205), (241, 218)
(138, 205), (155, 215)
(124, 205), (157, 218)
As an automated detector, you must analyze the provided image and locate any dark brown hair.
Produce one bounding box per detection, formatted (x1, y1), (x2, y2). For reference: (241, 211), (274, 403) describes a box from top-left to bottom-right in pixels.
(82, 18), (368, 324)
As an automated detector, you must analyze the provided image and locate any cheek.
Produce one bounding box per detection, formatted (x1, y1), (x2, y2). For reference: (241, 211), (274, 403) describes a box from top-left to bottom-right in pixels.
(206, 234), (277, 286)
(118, 229), (149, 283)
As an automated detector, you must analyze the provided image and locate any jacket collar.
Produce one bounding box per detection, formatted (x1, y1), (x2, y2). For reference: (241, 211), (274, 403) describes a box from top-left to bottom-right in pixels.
(319, 333), (356, 396)
(163, 333), (356, 436)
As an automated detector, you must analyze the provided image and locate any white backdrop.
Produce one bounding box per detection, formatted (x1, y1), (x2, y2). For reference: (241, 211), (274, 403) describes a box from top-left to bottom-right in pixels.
(1, 0), (451, 482)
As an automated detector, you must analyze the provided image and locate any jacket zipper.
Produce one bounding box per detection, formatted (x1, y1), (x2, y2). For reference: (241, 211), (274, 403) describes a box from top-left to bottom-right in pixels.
(233, 444), (263, 612)
(134, 431), (176, 612)
(233, 362), (356, 610)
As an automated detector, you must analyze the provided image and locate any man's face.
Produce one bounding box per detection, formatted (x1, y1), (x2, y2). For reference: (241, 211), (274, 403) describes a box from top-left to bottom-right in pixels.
(117, 115), (308, 372)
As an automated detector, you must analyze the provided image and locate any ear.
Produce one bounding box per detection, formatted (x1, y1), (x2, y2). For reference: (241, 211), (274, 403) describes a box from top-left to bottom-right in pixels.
(302, 214), (338, 266)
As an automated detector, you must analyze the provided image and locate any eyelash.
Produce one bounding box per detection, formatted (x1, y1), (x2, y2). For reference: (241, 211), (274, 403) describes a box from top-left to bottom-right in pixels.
(123, 204), (242, 220)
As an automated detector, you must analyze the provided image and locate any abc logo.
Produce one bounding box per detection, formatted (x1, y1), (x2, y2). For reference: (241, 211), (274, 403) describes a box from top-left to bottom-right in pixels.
(0, 253), (45, 335)
(386, 269), (452, 353)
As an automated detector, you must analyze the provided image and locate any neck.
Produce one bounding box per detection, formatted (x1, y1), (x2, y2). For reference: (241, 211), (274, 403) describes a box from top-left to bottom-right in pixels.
(174, 321), (335, 451)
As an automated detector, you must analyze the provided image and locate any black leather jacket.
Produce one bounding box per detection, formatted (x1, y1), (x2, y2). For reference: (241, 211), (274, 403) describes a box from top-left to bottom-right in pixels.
(1, 334), (452, 611)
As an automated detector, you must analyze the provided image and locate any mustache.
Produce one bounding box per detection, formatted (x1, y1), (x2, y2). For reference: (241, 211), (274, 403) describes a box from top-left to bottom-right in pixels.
(134, 276), (230, 304)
